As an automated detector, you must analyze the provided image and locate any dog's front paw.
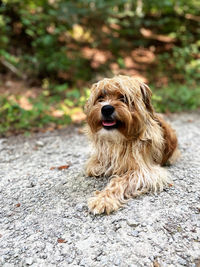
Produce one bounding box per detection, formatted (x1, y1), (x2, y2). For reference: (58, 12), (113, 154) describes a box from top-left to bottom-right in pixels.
(88, 191), (121, 215)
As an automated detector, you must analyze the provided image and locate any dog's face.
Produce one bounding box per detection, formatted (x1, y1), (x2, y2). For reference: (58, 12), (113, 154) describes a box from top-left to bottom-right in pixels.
(85, 75), (154, 140)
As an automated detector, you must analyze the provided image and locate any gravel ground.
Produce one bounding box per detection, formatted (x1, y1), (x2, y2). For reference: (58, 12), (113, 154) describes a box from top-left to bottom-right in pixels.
(0, 112), (200, 267)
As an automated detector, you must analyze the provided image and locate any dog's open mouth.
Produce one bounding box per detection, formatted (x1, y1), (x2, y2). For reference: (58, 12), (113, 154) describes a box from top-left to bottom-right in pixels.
(102, 119), (117, 129)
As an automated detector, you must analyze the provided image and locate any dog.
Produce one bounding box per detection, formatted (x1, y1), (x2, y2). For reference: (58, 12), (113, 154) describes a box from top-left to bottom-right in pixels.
(84, 75), (180, 214)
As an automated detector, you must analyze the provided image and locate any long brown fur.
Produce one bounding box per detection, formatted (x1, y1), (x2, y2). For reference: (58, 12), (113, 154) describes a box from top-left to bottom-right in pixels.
(85, 75), (180, 214)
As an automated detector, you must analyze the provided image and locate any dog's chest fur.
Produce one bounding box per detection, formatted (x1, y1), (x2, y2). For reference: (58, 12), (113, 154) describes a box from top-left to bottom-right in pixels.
(90, 123), (164, 177)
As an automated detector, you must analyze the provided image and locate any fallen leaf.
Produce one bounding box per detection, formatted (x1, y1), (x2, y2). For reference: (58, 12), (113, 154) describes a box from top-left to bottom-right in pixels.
(58, 165), (70, 170)
(16, 203), (21, 207)
(50, 167), (56, 170)
(57, 238), (66, 243)
(71, 111), (86, 123)
(140, 28), (176, 43)
(18, 96), (33, 110)
(50, 165), (70, 170)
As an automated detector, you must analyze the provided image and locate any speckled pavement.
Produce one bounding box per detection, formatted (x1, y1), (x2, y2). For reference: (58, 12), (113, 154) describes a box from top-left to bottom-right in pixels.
(0, 111), (200, 267)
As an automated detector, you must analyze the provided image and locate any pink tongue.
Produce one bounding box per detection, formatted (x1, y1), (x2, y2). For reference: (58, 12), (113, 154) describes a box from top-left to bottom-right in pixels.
(102, 120), (116, 126)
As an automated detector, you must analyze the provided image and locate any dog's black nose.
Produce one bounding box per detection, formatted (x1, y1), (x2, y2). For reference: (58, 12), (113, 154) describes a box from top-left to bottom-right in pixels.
(101, 105), (115, 116)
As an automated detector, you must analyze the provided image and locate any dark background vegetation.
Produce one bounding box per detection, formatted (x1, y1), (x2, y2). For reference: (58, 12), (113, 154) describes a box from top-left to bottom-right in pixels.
(0, 0), (200, 136)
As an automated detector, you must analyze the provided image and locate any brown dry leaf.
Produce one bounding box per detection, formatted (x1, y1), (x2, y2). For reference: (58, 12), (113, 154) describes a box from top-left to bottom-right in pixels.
(18, 96), (33, 110)
(50, 167), (56, 170)
(58, 165), (70, 170)
(71, 111), (86, 123)
(57, 238), (66, 243)
(15, 203), (21, 207)
(52, 109), (64, 118)
(140, 28), (176, 43)
(50, 165), (70, 170)
(185, 13), (200, 22)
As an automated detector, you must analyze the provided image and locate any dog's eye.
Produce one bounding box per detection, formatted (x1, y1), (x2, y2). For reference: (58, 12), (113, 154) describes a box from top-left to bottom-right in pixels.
(119, 96), (127, 103)
(97, 95), (104, 102)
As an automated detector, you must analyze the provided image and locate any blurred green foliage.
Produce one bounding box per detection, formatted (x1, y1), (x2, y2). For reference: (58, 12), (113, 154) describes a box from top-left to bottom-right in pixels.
(0, 0), (200, 135)
(0, 94), (71, 135)
(1, 0), (200, 83)
(152, 84), (200, 112)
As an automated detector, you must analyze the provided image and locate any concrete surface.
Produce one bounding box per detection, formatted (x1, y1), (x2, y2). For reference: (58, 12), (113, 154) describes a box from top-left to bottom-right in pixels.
(0, 112), (200, 267)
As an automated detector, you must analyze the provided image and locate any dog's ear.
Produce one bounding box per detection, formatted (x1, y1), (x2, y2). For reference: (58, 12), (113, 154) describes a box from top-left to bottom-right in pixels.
(140, 83), (154, 114)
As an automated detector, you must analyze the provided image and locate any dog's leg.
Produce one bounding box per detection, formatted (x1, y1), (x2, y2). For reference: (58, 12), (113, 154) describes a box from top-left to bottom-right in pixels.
(88, 175), (128, 214)
(85, 155), (104, 177)
(88, 164), (171, 214)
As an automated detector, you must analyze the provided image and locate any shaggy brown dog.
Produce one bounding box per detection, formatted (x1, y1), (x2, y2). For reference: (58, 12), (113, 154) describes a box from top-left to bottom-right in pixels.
(85, 75), (180, 214)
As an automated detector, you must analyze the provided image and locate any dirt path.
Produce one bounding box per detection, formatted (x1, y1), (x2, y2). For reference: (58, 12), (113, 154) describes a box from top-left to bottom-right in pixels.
(0, 112), (200, 266)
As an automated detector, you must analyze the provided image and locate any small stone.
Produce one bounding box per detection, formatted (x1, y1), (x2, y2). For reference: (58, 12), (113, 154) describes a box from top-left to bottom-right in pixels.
(36, 141), (44, 147)
(114, 257), (121, 266)
(75, 203), (85, 212)
(178, 258), (187, 266)
(126, 219), (140, 227)
(79, 258), (87, 266)
(131, 230), (139, 237)
(114, 223), (121, 231)
(96, 256), (102, 261)
(99, 226), (105, 233)
(66, 257), (73, 264)
(101, 258), (108, 266)
(25, 258), (34, 265)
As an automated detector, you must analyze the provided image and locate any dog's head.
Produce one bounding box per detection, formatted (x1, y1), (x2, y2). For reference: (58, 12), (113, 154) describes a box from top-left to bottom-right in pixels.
(85, 75), (155, 140)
